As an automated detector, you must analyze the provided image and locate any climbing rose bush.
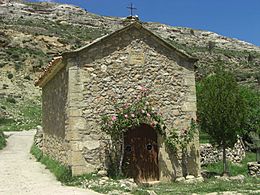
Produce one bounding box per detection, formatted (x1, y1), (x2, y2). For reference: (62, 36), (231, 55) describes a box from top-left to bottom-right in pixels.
(101, 87), (166, 141)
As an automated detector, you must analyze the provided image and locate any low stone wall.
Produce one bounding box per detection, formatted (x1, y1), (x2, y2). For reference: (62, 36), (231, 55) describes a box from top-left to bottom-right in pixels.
(248, 162), (260, 177)
(42, 133), (69, 165)
(200, 139), (245, 165)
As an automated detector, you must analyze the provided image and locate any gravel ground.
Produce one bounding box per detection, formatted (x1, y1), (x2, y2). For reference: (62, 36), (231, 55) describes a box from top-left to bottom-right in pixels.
(0, 130), (102, 195)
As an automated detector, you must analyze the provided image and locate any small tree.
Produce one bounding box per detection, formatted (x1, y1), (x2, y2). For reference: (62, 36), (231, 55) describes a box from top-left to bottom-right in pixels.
(208, 41), (215, 54)
(197, 68), (247, 175)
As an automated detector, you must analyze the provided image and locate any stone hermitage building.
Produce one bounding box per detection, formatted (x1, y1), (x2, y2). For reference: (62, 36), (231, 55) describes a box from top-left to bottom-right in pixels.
(35, 21), (200, 182)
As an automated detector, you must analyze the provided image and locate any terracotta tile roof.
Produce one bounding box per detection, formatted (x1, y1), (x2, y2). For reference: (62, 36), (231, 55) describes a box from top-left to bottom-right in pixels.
(35, 56), (63, 87)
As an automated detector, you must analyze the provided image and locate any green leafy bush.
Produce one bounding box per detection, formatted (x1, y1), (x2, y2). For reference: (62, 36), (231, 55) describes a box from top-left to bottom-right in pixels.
(7, 72), (13, 79)
(239, 86), (260, 136)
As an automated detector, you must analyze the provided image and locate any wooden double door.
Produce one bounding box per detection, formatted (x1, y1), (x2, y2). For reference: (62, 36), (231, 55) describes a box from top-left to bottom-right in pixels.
(122, 124), (159, 182)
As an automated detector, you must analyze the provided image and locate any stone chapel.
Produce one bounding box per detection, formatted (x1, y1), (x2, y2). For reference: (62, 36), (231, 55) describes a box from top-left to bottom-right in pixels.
(35, 21), (200, 182)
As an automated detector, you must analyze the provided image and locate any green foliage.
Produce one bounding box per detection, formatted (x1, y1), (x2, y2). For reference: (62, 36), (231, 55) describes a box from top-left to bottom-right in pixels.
(239, 86), (260, 135)
(24, 75), (31, 80)
(30, 144), (72, 182)
(199, 131), (210, 143)
(247, 132), (260, 149)
(7, 72), (13, 79)
(101, 88), (166, 142)
(133, 177), (260, 195)
(6, 97), (16, 104)
(0, 98), (41, 131)
(0, 130), (6, 150)
(255, 72), (260, 84)
(5, 46), (49, 71)
(165, 120), (197, 151)
(204, 152), (255, 176)
(197, 68), (247, 149)
(31, 145), (107, 186)
(66, 173), (100, 186)
(197, 67), (247, 174)
(236, 72), (255, 82)
(247, 132), (260, 162)
(239, 86), (260, 162)
(208, 41), (215, 53)
(30, 144), (43, 161)
(132, 153), (259, 194)
(2, 17), (106, 49)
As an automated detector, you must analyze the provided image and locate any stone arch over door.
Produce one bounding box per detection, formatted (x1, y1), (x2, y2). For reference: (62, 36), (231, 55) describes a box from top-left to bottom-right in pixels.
(122, 124), (159, 182)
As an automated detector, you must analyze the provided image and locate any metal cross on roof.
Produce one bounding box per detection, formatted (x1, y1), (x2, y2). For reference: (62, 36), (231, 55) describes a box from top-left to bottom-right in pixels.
(127, 3), (137, 16)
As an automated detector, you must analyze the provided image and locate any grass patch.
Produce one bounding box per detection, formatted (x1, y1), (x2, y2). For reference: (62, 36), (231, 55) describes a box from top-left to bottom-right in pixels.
(133, 152), (259, 195)
(0, 130), (6, 150)
(30, 144), (72, 182)
(133, 177), (259, 195)
(30, 146), (260, 194)
(30, 144), (102, 185)
(0, 98), (41, 131)
(66, 173), (100, 186)
(30, 145), (133, 193)
(67, 174), (133, 194)
(204, 152), (256, 176)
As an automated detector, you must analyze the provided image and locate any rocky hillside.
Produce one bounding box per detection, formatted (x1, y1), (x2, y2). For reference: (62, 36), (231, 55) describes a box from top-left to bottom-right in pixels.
(0, 1), (259, 130)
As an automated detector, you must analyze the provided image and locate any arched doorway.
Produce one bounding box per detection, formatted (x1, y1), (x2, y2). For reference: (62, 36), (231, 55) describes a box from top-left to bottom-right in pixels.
(122, 124), (159, 182)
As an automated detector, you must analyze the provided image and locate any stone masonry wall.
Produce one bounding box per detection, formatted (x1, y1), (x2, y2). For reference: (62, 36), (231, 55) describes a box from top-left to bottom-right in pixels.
(200, 139), (245, 165)
(42, 66), (69, 165)
(64, 26), (200, 179)
(43, 133), (69, 164)
(248, 162), (260, 177)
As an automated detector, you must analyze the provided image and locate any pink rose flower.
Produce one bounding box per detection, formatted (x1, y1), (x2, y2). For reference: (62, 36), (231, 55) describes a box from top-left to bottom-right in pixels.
(111, 115), (117, 121)
(124, 114), (128, 118)
(147, 113), (151, 117)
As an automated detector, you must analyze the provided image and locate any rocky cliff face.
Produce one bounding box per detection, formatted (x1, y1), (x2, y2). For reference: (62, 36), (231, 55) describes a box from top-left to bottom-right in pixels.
(0, 1), (259, 127)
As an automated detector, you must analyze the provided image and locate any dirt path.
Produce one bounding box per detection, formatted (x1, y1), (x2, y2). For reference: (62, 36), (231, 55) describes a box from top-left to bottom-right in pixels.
(0, 130), (102, 195)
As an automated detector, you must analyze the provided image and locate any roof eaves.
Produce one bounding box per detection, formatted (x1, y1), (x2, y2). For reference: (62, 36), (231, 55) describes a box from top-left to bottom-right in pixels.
(35, 56), (63, 87)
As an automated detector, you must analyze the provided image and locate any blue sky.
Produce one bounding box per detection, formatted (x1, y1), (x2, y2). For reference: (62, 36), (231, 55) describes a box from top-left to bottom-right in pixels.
(30, 0), (260, 46)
